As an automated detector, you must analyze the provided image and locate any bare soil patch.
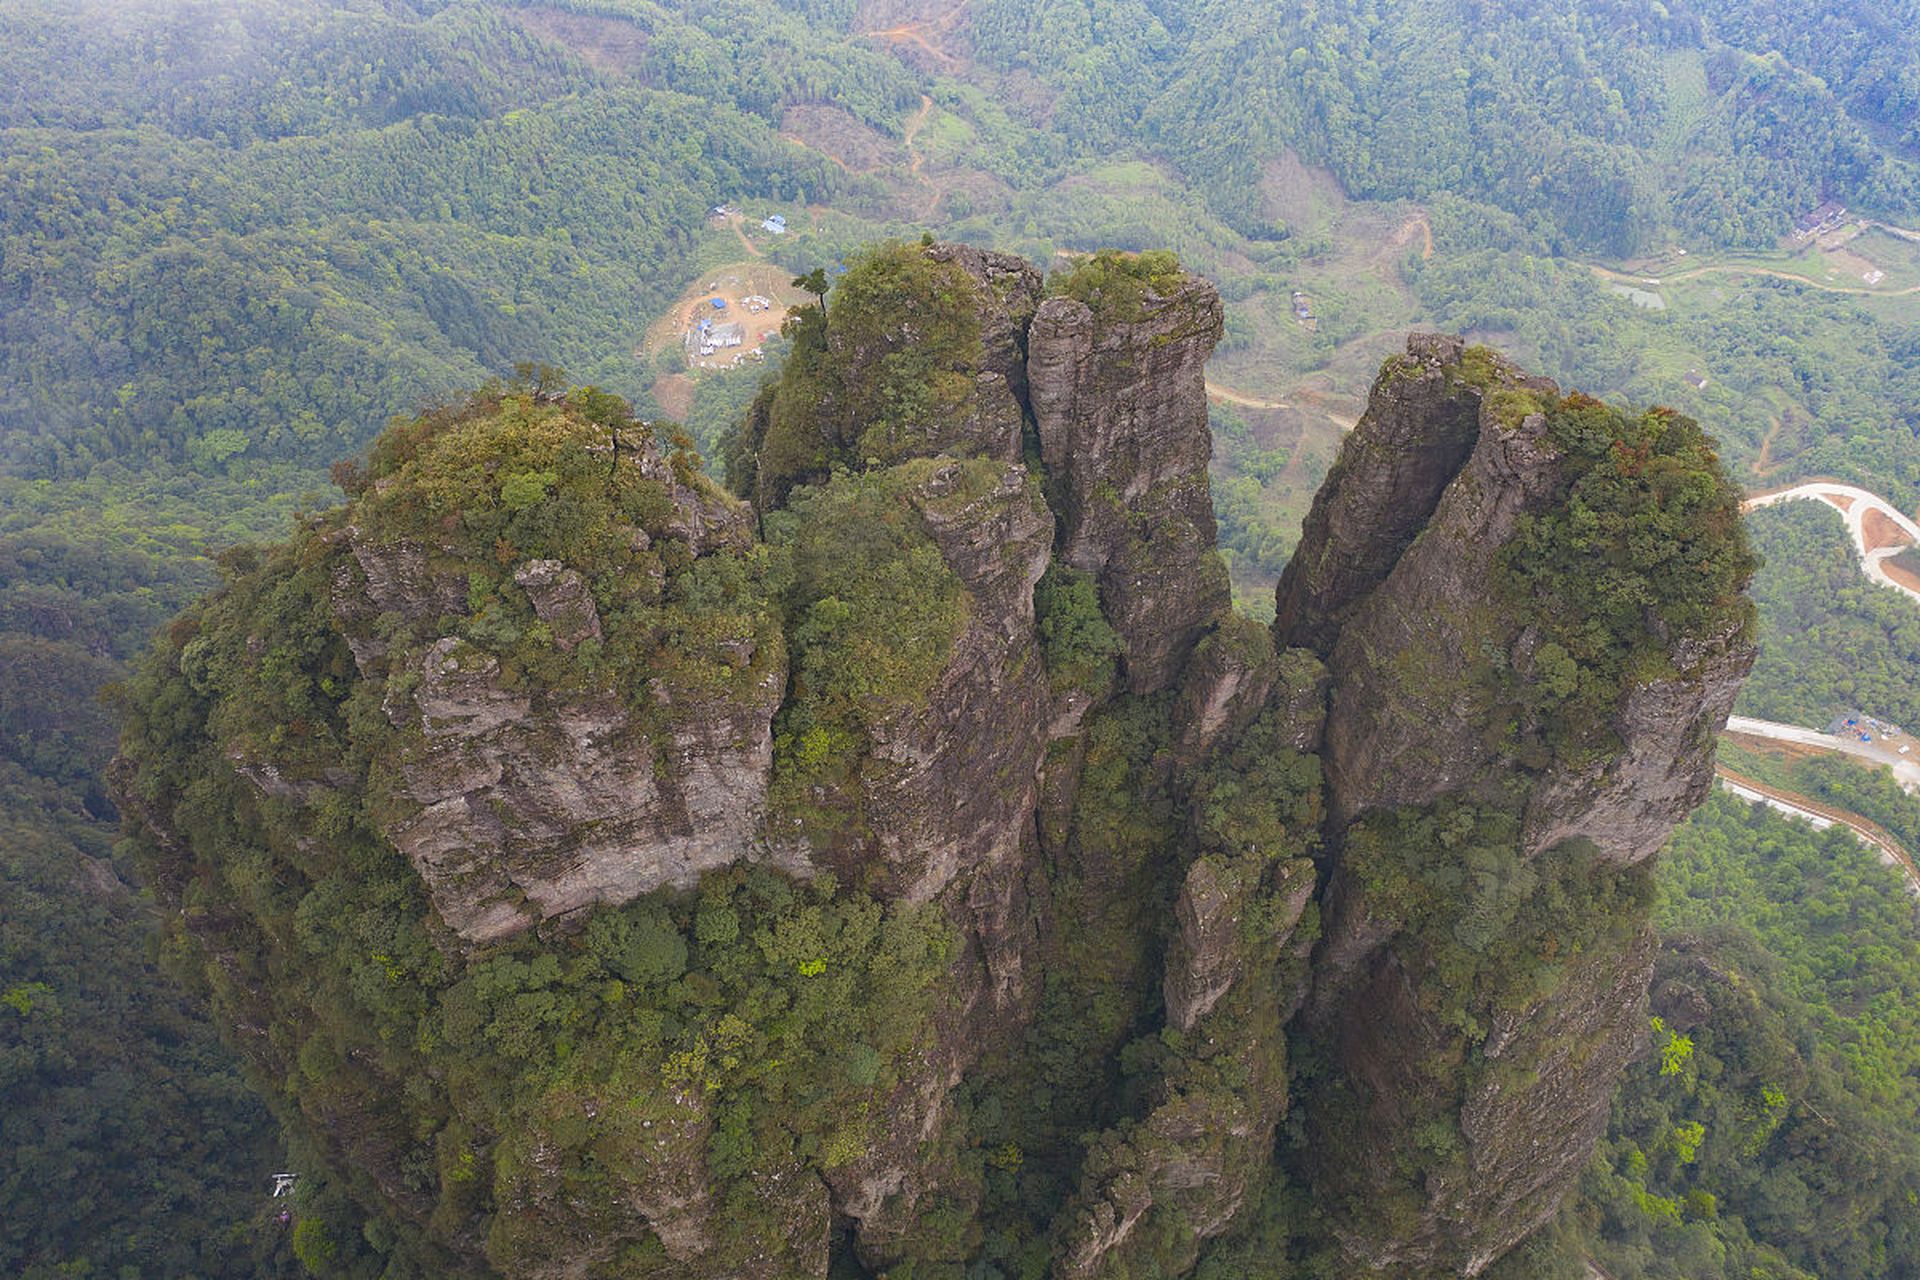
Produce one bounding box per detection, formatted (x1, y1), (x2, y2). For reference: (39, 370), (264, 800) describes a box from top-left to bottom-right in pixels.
(1823, 246), (1882, 282)
(781, 104), (905, 174)
(1754, 415), (1784, 474)
(1863, 507), (1913, 553)
(652, 373), (694, 422)
(1259, 149), (1347, 231)
(516, 8), (649, 76)
(1379, 210), (1434, 262)
(1883, 554), (1920, 594)
(1721, 733), (1831, 766)
(853, 0), (971, 70)
(1823, 492), (1856, 513)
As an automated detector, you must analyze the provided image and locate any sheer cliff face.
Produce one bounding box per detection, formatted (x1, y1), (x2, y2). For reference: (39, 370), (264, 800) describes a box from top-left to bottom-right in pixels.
(1280, 336), (1757, 1275)
(118, 245), (1753, 1280)
(1030, 277), (1229, 694)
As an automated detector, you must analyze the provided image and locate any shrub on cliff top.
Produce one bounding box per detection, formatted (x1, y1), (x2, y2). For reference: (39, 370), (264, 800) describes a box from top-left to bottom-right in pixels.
(1048, 248), (1185, 320)
(752, 241), (986, 506)
(1500, 396), (1756, 762)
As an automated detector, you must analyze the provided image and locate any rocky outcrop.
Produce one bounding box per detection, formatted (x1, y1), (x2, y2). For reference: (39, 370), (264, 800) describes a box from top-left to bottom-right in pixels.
(862, 460), (1055, 902)
(1518, 621), (1752, 864)
(369, 635), (786, 942)
(1321, 924), (1658, 1275)
(119, 258), (1757, 1280)
(769, 458), (1055, 908)
(750, 243), (1043, 508)
(1287, 336), (1758, 1276)
(1054, 673), (1329, 1280)
(927, 240), (1045, 430)
(511, 559), (602, 649)
(1029, 276), (1229, 694)
(1056, 849), (1318, 1280)
(325, 437), (790, 945)
(1316, 389), (1566, 830)
(1273, 334), (1516, 657)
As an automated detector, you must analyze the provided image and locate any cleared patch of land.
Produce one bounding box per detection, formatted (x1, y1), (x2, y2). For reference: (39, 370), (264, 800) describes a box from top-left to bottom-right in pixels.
(1863, 507), (1912, 554)
(515, 8), (649, 75)
(781, 104), (905, 174)
(640, 261), (810, 372)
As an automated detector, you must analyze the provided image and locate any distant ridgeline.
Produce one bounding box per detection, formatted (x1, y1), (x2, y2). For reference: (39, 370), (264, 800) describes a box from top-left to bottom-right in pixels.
(118, 241), (1759, 1278)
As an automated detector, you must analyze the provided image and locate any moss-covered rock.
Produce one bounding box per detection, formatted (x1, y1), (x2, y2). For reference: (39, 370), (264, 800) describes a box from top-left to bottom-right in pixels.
(115, 273), (1756, 1280)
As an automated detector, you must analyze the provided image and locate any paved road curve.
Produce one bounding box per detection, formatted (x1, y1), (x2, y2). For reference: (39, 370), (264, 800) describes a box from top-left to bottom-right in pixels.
(1744, 481), (1920, 607)
(1724, 714), (1920, 791)
(1716, 770), (1920, 894)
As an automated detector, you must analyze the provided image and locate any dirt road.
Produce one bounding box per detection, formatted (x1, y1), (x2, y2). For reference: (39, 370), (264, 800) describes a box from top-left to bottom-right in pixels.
(855, 0), (968, 65)
(723, 212), (764, 259)
(1716, 766), (1920, 893)
(903, 95), (941, 219)
(1205, 381), (1288, 410)
(1588, 260), (1920, 297)
(1744, 482), (1920, 606)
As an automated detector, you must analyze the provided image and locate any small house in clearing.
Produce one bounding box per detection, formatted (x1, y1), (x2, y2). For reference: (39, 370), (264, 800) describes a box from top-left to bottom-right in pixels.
(1290, 289), (1317, 330)
(762, 214), (788, 235)
(696, 320), (747, 358)
(1793, 200), (1847, 240)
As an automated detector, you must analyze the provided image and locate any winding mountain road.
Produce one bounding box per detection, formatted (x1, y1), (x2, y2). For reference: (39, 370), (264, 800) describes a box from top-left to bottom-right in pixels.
(1588, 260), (1920, 297)
(1724, 715), (1920, 792)
(1715, 767), (1920, 894)
(1744, 482), (1920, 607)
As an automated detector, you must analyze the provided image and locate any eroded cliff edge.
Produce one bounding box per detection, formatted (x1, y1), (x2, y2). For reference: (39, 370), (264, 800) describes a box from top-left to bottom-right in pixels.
(115, 245), (1755, 1280)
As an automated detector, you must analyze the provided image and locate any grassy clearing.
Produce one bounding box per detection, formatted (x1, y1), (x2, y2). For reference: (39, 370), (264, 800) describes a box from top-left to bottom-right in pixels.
(1655, 49), (1712, 163)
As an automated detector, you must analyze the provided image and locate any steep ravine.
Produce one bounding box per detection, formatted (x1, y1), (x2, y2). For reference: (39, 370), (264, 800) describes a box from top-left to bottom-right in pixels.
(116, 244), (1755, 1278)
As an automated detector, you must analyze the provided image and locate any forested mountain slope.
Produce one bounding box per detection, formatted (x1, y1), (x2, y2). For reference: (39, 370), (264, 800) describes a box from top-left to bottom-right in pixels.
(2, 0), (1919, 1275)
(968, 0), (1920, 250)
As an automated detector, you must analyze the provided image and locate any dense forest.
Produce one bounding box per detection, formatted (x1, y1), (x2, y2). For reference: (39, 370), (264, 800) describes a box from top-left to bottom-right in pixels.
(971, 0), (1920, 250)
(1738, 501), (1920, 732)
(1508, 787), (1920, 1280)
(4, 0), (1920, 1274)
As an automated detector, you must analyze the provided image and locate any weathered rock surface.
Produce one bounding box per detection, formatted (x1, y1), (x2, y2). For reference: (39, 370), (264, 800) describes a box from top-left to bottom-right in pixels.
(878, 461), (1054, 898)
(1519, 617), (1753, 864)
(326, 444), (789, 945)
(1317, 396), (1566, 830)
(370, 639), (785, 942)
(1029, 277), (1229, 694)
(1288, 336), (1757, 1276)
(927, 240), (1045, 424)
(119, 256), (1756, 1280)
(1273, 334), (1515, 657)
(511, 559), (602, 649)
(1323, 926), (1658, 1275)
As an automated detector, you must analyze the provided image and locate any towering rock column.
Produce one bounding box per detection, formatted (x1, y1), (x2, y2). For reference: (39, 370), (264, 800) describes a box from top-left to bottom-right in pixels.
(1028, 272), (1229, 694)
(1283, 336), (1757, 1275)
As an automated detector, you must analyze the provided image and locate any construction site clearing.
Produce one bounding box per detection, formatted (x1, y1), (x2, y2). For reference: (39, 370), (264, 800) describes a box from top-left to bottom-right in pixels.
(641, 263), (807, 372)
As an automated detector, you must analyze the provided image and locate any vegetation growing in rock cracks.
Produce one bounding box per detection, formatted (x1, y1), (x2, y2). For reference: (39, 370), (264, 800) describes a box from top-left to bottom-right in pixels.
(732, 241), (989, 508)
(113, 380), (962, 1274)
